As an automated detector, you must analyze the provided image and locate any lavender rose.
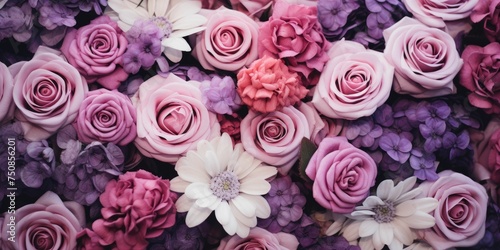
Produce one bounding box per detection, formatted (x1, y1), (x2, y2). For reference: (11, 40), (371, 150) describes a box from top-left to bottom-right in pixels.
(402, 0), (478, 28)
(217, 227), (299, 250)
(132, 74), (220, 163)
(305, 136), (377, 213)
(240, 105), (310, 175)
(61, 15), (128, 90)
(383, 17), (462, 98)
(0, 62), (14, 125)
(312, 39), (394, 120)
(10, 46), (88, 141)
(418, 170), (488, 249)
(0, 191), (85, 250)
(74, 89), (137, 146)
(460, 42), (500, 114)
(193, 8), (259, 72)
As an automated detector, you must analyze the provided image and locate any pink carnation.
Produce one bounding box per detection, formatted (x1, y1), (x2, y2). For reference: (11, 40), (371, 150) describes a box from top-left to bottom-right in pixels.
(237, 56), (308, 113)
(258, 0), (330, 86)
(92, 170), (177, 249)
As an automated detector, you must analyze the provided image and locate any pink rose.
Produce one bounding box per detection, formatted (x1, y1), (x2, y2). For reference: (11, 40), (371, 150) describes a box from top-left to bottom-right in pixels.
(217, 227), (299, 250)
(61, 15), (128, 89)
(10, 46), (88, 141)
(312, 39), (393, 120)
(298, 102), (344, 146)
(259, 0), (330, 86)
(237, 56), (308, 113)
(193, 8), (259, 72)
(417, 170), (488, 249)
(0, 191), (85, 250)
(0, 62), (14, 125)
(240, 105), (310, 175)
(384, 17), (462, 98)
(471, 0), (500, 42)
(132, 74), (220, 163)
(402, 0), (478, 28)
(77, 229), (105, 250)
(305, 136), (377, 213)
(92, 170), (177, 249)
(460, 43), (500, 114)
(217, 113), (242, 144)
(74, 89), (137, 146)
(229, 0), (273, 18)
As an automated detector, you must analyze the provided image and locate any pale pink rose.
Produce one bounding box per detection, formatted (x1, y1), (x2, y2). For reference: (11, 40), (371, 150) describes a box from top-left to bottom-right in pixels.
(259, 0), (330, 86)
(312, 39), (393, 120)
(217, 227), (299, 250)
(74, 89), (137, 146)
(229, 0), (273, 18)
(305, 136), (377, 213)
(0, 62), (14, 125)
(193, 7), (259, 72)
(0, 191), (85, 250)
(298, 102), (344, 146)
(92, 170), (177, 249)
(384, 17), (462, 98)
(76, 229), (105, 250)
(418, 170), (488, 249)
(237, 56), (307, 113)
(132, 74), (220, 163)
(402, 0), (478, 28)
(10, 46), (88, 141)
(240, 106), (310, 175)
(61, 15), (128, 89)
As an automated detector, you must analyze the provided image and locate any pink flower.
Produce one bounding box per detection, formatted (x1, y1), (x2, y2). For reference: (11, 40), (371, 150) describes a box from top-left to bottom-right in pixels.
(217, 113), (242, 144)
(0, 191), (85, 250)
(0, 62), (14, 125)
(417, 170), (488, 249)
(10, 46), (88, 141)
(460, 42), (500, 114)
(298, 102), (345, 146)
(240, 105), (310, 175)
(402, 0), (478, 28)
(229, 0), (273, 18)
(217, 227), (299, 250)
(193, 8), (259, 72)
(312, 39), (393, 120)
(74, 89), (137, 146)
(305, 136), (377, 213)
(132, 74), (220, 163)
(92, 170), (177, 249)
(383, 17), (462, 98)
(77, 229), (105, 250)
(61, 15), (128, 89)
(237, 56), (308, 113)
(471, 0), (500, 42)
(258, 0), (330, 86)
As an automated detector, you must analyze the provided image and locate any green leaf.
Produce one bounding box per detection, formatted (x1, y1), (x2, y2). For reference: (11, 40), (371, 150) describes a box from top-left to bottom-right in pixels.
(298, 137), (318, 183)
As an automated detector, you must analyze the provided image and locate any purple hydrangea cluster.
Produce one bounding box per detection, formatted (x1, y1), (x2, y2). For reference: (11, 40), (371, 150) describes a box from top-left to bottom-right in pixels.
(0, 122), (29, 201)
(148, 213), (205, 250)
(476, 201), (500, 249)
(317, 0), (410, 50)
(309, 235), (361, 250)
(199, 76), (242, 115)
(0, 2), (33, 42)
(53, 126), (125, 206)
(345, 97), (478, 181)
(123, 19), (165, 74)
(19, 140), (56, 188)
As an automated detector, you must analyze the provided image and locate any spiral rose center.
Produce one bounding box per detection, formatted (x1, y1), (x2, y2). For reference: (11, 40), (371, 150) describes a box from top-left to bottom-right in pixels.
(215, 27), (242, 52)
(32, 229), (54, 250)
(210, 171), (240, 201)
(33, 80), (59, 108)
(151, 17), (173, 38)
(408, 37), (446, 72)
(158, 104), (193, 135)
(260, 120), (286, 142)
(373, 201), (396, 223)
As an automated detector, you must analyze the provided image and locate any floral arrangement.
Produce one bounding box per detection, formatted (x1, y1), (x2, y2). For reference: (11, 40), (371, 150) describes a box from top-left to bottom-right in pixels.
(0, 0), (499, 249)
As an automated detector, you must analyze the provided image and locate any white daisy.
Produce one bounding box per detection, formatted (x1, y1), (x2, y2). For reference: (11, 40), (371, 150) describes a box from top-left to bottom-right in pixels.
(340, 177), (438, 250)
(170, 133), (278, 237)
(105, 0), (207, 62)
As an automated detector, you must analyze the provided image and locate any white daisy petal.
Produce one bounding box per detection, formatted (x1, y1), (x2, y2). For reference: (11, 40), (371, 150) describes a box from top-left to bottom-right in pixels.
(185, 204), (212, 227)
(398, 211), (435, 229)
(163, 46), (183, 63)
(240, 179), (271, 195)
(185, 182), (212, 200)
(167, 0), (202, 22)
(176, 159), (210, 183)
(341, 220), (362, 241)
(388, 239), (404, 250)
(162, 37), (192, 52)
(203, 150), (221, 177)
(236, 223), (250, 238)
(395, 200), (417, 217)
(415, 197), (439, 213)
(239, 194), (270, 218)
(195, 194), (220, 209)
(362, 196), (385, 207)
(376, 179), (394, 200)
(392, 218), (414, 245)
(215, 201), (231, 226)
(230, 202), (257, 228)
(172, 14), (207, 31)
(229, 196), (256, 218)
(155, 0), (170, 17)
(241, 166), (277, 182)
(170, 27), (206, 38)
(175, 194), (194, 212)
(373, 229), (385, 250)
(147, 0), (155, 16)
(170, 177), (191, 193)
(216, 133), (233, 170)
(379, 223), (394, 246)
(359, 220), (379, 237)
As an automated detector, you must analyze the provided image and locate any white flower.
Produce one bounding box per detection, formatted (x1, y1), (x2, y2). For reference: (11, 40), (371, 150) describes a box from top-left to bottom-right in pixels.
(170, 133), (278, 237)
(340, 177), (438, 250)
(106, 0), (207, 62)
